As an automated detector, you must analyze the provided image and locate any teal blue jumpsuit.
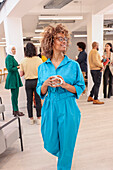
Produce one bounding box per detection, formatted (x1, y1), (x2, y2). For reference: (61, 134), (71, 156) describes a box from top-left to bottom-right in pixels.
(36, 55), (85, 170)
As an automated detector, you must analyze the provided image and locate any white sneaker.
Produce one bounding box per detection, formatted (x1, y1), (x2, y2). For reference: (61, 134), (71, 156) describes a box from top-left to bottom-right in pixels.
(30, 119), (35, 125)
(36, 118), (41, 125)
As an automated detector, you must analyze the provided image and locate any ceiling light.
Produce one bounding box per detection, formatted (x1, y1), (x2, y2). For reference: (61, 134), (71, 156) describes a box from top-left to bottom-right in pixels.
(32, 36), (42, 39)
(35, 29), (44, 33)
(44, 0), (73, 9)
(0, 0), (4, 3)
(33, 43), (41, 46)
(0, 44), (6, 47)
(103, 28), (113, 31)
(0, 42), (6, 44)
(39, 16), (83, 20)
(2, 38), (6, 40)
(74, 35), (87, 37)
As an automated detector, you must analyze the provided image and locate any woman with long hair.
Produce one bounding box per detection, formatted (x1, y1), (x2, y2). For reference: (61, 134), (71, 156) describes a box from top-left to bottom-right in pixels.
(20, 43), (42, 124)
(103, 43), (113, 98)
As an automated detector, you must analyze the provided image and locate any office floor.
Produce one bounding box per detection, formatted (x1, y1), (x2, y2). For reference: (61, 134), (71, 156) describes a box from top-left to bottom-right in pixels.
(0, 82), (113, 170)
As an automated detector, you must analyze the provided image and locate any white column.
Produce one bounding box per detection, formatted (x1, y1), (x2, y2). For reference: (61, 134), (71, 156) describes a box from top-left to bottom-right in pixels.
(3, 17), (24, 63)
(87, 14), (104, 99)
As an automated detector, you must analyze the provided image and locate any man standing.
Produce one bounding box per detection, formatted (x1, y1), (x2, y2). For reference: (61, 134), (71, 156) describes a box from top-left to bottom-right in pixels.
(88, 42), (104, 104)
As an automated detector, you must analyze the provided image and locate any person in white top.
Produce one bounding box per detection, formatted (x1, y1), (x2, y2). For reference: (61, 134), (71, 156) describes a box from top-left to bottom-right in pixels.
(102, 43), (113, 98)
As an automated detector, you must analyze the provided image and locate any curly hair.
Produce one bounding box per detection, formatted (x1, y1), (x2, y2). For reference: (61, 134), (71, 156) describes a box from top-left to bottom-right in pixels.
(41, 24), (70, 59)
(25, 42), (37, 57)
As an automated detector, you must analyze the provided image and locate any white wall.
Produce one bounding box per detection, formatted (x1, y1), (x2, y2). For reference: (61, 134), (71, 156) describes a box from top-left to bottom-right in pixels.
(0, 47), (6, 71)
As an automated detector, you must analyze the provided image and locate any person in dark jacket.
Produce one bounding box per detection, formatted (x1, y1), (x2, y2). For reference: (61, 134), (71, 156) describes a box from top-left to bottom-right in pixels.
(76, 42), (87, 93)
(76, 42), (87, 75)
(5, 45), (24, 116)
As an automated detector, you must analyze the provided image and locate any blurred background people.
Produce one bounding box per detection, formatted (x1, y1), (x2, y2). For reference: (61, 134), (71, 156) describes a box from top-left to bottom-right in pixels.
(76, 42), (87, 93)
(76, 42), (87, 77)
(102, 43), (113, 98)
(38, 47), (47, 62)
(20, 43), (42, 125)
(5, 45), (24, 116)
(88, 42), (104, 104)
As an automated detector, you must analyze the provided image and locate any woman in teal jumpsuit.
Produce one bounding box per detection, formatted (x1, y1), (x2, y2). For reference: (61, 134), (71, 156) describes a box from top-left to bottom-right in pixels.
(36, 24), (85, 170)
(5, 45), (24, 116)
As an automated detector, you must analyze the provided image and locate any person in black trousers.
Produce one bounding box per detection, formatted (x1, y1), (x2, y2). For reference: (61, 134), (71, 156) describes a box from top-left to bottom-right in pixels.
(103, 43), (113, 98)
(20, 43), (43, 124)
(76, 42), (87, 93)
(88, 42), (104, 104)
(76, 42), (87, 75)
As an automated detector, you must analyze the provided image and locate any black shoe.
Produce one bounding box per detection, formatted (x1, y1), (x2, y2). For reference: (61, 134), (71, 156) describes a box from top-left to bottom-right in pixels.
(13, 111), (24, 116)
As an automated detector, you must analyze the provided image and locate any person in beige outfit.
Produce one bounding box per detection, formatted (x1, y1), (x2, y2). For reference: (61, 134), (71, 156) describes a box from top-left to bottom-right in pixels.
(87, 42), (104, 104)
(20, 43), (43, 124)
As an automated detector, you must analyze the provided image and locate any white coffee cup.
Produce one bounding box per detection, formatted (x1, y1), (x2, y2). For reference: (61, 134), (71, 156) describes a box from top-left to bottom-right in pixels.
(51, 76), (63, 86)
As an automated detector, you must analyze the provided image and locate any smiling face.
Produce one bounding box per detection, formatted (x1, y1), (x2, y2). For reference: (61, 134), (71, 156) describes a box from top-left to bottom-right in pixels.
(53, 33), (68, 53)
(105, 44), (111, 52)
(11, 47), (16, 55)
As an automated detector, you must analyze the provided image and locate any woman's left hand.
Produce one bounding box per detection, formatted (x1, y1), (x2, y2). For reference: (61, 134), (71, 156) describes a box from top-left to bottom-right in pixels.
(56, 75), (76, 94)
(55, 75), (67, 88)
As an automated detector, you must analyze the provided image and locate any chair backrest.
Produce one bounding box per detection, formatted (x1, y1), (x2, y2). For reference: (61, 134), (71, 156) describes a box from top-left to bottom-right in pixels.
(4, 68), (8, 73)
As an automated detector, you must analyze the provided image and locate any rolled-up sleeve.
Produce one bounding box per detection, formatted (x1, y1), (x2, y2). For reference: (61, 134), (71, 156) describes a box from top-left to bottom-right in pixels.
(36, 66), (46, 100)
(74, 63), (85, 99)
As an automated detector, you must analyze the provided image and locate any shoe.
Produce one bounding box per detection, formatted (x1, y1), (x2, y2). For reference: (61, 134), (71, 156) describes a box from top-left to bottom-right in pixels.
(36, 118), (41, 125)
(13, 111), (24, 117)
(93, 100), (104, 104)
(30, 119), (35, 125)
(87, 96), (94, 102)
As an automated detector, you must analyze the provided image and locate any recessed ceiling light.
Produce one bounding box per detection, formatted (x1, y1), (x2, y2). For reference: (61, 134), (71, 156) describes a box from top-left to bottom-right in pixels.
(39, 16), (83, 20)
(0, 42), (6, 44)
(103, 28), (113, 31)
(33, 43), (41, 46)
(2, 38), (6, 40)
(35, 29), (44, 33)
(0, 44), (6, 47)
(74, 35), (87, 37)
(32, 36), (42, 39)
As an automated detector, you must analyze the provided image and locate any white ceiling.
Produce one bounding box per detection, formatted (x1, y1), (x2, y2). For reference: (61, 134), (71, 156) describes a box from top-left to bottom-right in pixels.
(1, 0), (113, 41)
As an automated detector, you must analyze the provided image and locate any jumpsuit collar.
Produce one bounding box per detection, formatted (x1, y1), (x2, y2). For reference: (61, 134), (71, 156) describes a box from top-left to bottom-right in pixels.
(45, 55), (71, 69)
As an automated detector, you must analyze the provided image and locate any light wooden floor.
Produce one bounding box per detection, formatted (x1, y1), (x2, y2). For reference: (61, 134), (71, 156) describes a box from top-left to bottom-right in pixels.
(0, 82), (113, 170)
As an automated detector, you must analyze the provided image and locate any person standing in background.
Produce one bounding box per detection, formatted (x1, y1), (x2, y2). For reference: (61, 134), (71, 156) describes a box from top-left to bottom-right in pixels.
(20, 43), (43, 125)
(5, 45), (24, 116)
(38, 47), (47, 62)
(76, 42), (87, 77)
(76, 42), (87, 93)
(87, 42), (104, 104)
(102, 43), (113, 98)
